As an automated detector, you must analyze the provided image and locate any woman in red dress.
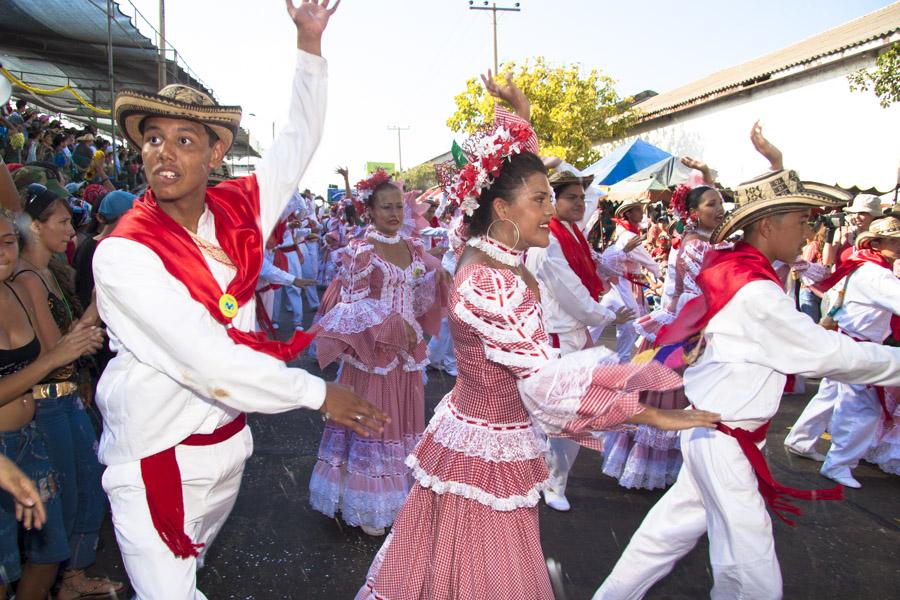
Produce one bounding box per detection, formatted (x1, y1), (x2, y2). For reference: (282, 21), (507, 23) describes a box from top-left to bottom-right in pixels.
(355, 74), (719, 600)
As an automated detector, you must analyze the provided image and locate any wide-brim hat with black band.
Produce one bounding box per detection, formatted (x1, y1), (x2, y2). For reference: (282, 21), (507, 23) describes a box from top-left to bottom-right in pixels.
(114, 84), (242, 152)
(711, 170), (845, 244)
(856, 216), (900, 248)
(549, 169), (594, 190)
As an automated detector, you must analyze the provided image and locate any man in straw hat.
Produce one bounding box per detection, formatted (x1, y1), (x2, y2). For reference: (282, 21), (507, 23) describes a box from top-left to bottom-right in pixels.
(604, 195), (658, 362)
(91, 3), (386, 598)
(595, 171), (900, 600)
(831, 193), (883, 266)
(525, 165), (636, 512)
(785, 216), (900, 488)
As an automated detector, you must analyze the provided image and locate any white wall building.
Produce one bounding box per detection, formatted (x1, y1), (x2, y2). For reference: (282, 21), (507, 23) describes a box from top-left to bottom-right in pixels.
(597, 3), (900, 194)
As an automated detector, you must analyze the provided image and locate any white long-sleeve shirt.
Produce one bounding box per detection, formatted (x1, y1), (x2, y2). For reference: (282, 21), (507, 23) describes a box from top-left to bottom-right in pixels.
(833, 262), (900, 343)
(685, 279), (900, 431)
(93, 50), (328, 465)
(259, 252), (296, 288)
(526, 221), (618, 335)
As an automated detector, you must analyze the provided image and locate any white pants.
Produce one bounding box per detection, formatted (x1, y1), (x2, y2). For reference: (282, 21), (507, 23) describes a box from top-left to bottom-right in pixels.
(595, 427), (781, 600)
(301, 242), (320, 310)
(821, 382), (882, 479)
(615, 324), (638, 363)
(784, 378), (838, 453)
(544, 327), (592, 496)
(426, 317), (457, 375)
(103, 427), (253, 600)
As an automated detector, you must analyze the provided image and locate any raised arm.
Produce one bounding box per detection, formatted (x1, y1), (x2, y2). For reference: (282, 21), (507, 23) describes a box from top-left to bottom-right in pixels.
(481, 69), (530, 122)
(256, 1), (340, 237)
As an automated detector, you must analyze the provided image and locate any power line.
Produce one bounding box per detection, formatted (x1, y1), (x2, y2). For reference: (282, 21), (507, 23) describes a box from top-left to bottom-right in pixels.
(387, 125), (411, 172)
(467, 1), (521, 73)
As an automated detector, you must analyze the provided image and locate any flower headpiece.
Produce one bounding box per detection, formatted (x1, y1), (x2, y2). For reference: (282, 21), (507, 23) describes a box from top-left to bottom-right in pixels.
(668, 184), (691, 220)
(437, 107), (539, 217)
(355, 168), (393, 201)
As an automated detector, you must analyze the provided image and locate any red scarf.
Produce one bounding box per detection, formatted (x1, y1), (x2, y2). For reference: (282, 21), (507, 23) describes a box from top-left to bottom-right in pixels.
(109, 175), (313, 558)
(548, 217), (606, 301)
(656, 242), (782, 346)
(612, 218), (640, 236)
(813, 249), (900, 341)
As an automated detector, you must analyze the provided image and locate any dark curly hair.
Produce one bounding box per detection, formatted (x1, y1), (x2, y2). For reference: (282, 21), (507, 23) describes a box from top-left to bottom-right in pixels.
(465, 151), (547, 236)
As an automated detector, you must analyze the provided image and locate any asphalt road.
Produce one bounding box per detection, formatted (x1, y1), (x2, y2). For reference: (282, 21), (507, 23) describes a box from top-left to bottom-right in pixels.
(89, 307), (900, 599)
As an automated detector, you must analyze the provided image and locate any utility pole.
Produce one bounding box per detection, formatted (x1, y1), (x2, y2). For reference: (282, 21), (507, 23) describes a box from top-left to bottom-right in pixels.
(468, 1), (521, 73)
(157, 0), (167, 88)
(106, 0), (117, 174)
(387, 125), (410, 172)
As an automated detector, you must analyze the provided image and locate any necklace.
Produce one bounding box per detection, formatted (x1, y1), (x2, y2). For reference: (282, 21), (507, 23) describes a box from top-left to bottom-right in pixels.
(467, 235), (524, 267)
(367, 229), (402, 245)
(184, 228), (235, 268)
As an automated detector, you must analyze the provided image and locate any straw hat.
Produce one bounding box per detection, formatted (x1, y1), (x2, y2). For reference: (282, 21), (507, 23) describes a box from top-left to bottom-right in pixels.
(855, 216), (900, 248)
(711, 170), (845, 243)
(614, 197), (648, 218)
(114, 84), (241, 152)
(549, 168), (594, 190)
(75, 133), (95, 143)
(842, 193), (883, 216)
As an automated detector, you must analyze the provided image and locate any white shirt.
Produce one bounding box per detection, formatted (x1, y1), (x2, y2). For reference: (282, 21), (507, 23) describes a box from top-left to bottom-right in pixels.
(834, 261), (900, 343)
(93, 50), (328, 465)
(259, 252), (296, 288)
(526, 221), (618, 334)
(612, 226), (660, 278)
(685, 279), (900, 431)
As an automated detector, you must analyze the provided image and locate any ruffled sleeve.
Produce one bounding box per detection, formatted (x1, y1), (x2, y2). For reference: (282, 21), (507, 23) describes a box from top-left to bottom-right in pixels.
(312, 242), (406, 369)
(454, 266), (557, 380)
(517, 346), (683, 446)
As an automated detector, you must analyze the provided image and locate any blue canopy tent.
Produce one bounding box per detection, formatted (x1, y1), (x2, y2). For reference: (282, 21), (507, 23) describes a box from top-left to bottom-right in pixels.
(583, 139), (671, 186)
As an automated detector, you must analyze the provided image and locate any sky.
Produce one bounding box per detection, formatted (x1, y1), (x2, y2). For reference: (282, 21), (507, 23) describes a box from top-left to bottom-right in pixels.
(123, 0), (896, 193)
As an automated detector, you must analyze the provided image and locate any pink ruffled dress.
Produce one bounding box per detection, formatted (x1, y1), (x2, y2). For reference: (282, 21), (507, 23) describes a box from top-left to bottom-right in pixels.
(309, 235), (446, 529)
(356, 264), (682, 599)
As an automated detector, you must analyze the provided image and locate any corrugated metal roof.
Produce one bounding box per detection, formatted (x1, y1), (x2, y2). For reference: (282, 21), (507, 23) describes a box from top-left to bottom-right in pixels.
(634, 3), (900, 121)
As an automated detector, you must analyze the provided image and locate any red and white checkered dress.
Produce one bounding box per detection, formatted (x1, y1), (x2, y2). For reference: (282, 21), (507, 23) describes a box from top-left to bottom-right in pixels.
(356, 264), (682, 599)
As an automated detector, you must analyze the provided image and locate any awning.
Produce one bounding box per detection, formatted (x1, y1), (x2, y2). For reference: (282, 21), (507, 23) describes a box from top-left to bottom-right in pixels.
(583, 139), (671, 186)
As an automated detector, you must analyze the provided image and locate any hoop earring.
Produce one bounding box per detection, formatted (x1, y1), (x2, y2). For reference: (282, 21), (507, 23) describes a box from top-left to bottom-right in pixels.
(486, 218), (521, 249)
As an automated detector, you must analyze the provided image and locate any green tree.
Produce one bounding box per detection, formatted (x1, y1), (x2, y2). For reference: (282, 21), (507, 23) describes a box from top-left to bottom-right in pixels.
(398, 162), (438, 192)
(447, 58), (636, 168)
(848, 43), (899, 108)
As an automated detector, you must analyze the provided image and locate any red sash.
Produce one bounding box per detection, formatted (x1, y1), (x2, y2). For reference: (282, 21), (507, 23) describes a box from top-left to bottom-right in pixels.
(109, 175), (313, 558)
(716, 421), (842, 526)
(656, 242), (782, 346)
(548, 218), (606, 301)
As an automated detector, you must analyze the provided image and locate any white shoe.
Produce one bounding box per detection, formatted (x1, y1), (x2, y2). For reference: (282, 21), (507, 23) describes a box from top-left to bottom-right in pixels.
(544, 489), (571, 512)
(295, 325), (305, 331)
(821, 470), (861, 489)
(272, 323), (280, 330)
(785, 444), (826, 462)
(361, 525), (385, 536)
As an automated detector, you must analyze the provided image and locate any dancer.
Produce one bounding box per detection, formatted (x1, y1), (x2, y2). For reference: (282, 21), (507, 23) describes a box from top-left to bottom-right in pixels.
(798, 216), (900, 488)
(525, 166), (634, 511)
(309, 169), (448, 536)
(605, 197), (658, 361)
(93, 4), (385, 598)
(595, 172), (900, 600)
(355, 71), (718, 600)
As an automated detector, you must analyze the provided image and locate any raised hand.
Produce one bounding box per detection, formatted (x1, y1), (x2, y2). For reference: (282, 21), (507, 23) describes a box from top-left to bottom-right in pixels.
(320, 382), (388, 437)
(750, 120), (784, 171)
(334, 166), (349, 179)
(480, 69), (530, 121)
(680, 156), (714, 184)
(285, 0), (341, 56)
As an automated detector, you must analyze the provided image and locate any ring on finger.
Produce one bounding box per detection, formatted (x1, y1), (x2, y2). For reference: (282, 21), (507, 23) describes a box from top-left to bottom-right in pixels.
(322, 411), (331, 422)
(353, 414), (363, 422)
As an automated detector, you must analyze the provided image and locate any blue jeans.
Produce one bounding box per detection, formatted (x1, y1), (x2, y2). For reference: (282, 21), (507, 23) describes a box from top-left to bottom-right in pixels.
(33, 393), (106, 570)
(798, 288), (821, 323)
(0, 423), (69, 583)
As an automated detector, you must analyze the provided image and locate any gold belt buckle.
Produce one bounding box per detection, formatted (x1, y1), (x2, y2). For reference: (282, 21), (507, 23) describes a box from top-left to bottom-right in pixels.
(32, 382), (77, 400)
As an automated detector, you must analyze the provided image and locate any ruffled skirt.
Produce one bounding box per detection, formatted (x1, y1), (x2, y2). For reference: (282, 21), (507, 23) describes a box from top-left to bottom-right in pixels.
(309, 363), (424, 529)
